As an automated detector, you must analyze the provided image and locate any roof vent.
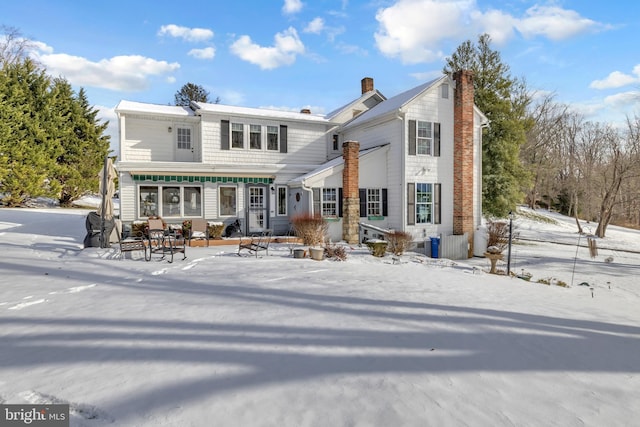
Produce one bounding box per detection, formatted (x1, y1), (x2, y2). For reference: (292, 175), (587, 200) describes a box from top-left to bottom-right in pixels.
(300, 108), (311, 114)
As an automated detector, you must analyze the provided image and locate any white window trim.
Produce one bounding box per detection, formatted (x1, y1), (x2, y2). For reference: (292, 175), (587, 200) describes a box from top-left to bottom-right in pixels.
(137, 184), (203, 219)
(366, 188), (382, 217)
(231, 123), (244, 150)
(415, 183), (433, 224)
(267, 125), (279, 151)
(219, 185), (238, 217)
(417, 121), (433, 156)
(276, 186), (288, 216)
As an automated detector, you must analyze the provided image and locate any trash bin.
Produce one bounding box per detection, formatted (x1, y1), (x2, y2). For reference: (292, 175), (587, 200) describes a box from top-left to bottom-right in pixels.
(430, 236), (440, 258)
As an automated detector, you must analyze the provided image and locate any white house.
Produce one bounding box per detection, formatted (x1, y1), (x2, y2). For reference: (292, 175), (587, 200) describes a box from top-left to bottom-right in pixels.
(115, 70), (487, 257)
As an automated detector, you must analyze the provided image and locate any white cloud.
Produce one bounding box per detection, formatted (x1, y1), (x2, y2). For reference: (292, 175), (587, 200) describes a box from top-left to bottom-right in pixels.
(283, 0), (303, 15)
(158, 24), (214, 42)
(373, 0), (608, 64)
(515, 5), (600, 40)
(37, 53), (180, 91)
(304, 17), (325, 34)
(603, 91), (640, 108)
(188, 47), (216, 60)
(590, 69), (640, 90)
(336, 42), (368, 56)
(374, 0), (472, 64)
(472, 8), (516, 45)
(230, 27), (305, 70)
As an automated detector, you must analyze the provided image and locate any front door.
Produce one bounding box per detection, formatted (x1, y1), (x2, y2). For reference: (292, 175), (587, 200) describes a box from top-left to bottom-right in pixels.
(247, 186), (267, 234)
(176, 126), (195, 162)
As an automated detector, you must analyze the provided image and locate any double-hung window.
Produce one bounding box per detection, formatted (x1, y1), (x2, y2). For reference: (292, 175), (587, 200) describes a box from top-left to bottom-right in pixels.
(231, 123), (244, 149)
(417, 121), (432, 155)
(250, 124), (261, 149)
(367, 189), (382, 217)
(313, 188), (338, 217)
(267, 126), (279, 151)
(416, 183), (433, 223)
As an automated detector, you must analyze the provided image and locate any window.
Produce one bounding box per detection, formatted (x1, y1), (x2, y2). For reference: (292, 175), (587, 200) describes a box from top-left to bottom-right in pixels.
(416, 183), (433, 224)
(232, 123), (244, 149)
(183, 187), (202, 217)
(267, 126), (279, 151)
(332, 134), (339, 151)
(250, 124), (261, 149)
(138, 185), (202, 218)
(277, 186), (287, 215)
(417, 121), (432, 155)
(219, 186), (237, 216)
(441, 83), (449, 99)
(409, 120), (440, 157)
(322, 188), (338, 216)
(313, 188), (338, 217)
(140, 186), (159, 217)
(177, 128), (191, 150)
(367, 189), (382, 217)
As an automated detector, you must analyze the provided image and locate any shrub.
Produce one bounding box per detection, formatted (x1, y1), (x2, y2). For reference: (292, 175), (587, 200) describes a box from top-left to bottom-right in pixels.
(291, 213), (328, 246)
(325, 244), (347, 261)
(385, 230), (414, 256)
(365, 240), (388, 257)
(486, 219), (517, 253)
(208, 223), (224, 239)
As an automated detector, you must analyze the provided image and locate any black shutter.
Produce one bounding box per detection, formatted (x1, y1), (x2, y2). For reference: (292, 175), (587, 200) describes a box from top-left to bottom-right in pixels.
(434, 183), (441, 224)
(407, 183), (415, 225)
(359, 189), (367, 217)
(382, 188), (388, 217)
(408, 120), (416, 156)
(221, 120), (230, 150)
(434, 122), (440, 157)
(280, 125), (288, 153)
(338, 187), (343, 217)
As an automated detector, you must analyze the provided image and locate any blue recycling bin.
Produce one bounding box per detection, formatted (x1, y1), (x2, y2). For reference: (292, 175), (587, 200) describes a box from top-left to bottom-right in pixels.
(430, 237), (440, 258)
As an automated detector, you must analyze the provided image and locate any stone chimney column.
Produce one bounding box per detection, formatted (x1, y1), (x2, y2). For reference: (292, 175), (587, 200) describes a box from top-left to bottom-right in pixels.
(342, 140), (360, 244)
(361, 77), (374, 94)
(453, 70), (475, 257)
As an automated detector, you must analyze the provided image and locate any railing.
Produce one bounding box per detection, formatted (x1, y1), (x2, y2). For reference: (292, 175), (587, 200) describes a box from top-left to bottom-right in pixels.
(358, 222), (391, 244)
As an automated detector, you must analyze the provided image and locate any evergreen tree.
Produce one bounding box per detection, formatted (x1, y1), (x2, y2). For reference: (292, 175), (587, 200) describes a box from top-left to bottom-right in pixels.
(53, 82), (110, 206)
(0, 59), (62, 206)
(174, 82), (217, 106)
(444, 34), (531, 217)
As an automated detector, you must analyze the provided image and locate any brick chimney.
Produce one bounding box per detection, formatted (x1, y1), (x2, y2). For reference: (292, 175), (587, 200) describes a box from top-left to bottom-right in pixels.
(453, 70), (475, 257)
(361, 77), (374, 94)
(342, 140), (360, 244)
(300, 108), (311, 114)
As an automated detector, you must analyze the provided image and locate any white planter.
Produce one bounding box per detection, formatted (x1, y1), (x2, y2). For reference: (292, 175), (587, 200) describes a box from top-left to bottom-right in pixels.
(309, 247), (324, 261)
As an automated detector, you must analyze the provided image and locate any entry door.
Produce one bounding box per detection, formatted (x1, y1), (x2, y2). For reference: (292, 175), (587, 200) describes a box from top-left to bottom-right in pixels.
(176, 127), (195, 162)
(248, 186), (267, 234)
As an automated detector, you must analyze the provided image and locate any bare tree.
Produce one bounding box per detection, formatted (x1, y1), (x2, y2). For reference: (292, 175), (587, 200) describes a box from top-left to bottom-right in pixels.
(0, 26), (36, 66)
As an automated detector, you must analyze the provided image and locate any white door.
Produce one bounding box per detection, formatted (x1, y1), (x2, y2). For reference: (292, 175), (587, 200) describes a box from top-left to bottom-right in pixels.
(176, 127), (194, 162)
(248, 186), (267, 233)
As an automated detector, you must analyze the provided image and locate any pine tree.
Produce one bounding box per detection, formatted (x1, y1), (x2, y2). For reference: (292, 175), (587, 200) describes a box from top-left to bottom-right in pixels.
(53, 82), (110, 206)
(174, 82), (216, 106)
(0, 59), (62, 206)
(444, 34), (531, 217)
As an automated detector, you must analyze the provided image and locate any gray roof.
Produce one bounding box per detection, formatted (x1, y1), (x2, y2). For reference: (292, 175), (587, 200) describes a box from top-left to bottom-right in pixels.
(342, 76), (447, 130)
(325, 90), (386, 121)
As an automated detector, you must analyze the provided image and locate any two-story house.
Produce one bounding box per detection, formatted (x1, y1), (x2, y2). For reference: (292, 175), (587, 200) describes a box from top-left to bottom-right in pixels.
(115, 70), (487, 257)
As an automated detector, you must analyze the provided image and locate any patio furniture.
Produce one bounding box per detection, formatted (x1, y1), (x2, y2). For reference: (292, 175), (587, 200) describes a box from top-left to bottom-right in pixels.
(144, 219), (186, 263)
(238, 229), (273, 258)
(187, 218), (210, 247)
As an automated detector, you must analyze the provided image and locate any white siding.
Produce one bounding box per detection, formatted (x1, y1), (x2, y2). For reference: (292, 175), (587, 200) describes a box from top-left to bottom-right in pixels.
(200, 115), (329, 166)
(121, 115), (201, 162)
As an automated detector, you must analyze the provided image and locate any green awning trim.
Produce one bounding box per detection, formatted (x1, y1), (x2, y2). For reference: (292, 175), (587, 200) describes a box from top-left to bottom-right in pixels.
(132, 174), (273, 184)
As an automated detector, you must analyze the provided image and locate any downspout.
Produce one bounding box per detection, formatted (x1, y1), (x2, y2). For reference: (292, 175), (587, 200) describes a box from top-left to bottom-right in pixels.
(302, 180), (314, 216)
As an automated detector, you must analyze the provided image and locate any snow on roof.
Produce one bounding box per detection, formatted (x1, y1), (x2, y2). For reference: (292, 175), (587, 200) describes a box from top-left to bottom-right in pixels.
(342, 76), (446, 130)
(325, 90), (386, 121)
(192, 101), (330, 123)
(115, 100), (195, 116)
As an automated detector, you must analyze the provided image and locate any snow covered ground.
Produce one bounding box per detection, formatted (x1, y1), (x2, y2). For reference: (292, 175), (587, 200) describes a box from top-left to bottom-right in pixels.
(0, 207), (639, 427)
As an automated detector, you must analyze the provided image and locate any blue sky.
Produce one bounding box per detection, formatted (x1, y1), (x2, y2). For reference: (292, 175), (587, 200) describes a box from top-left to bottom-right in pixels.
(3, 0), (639, 150)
